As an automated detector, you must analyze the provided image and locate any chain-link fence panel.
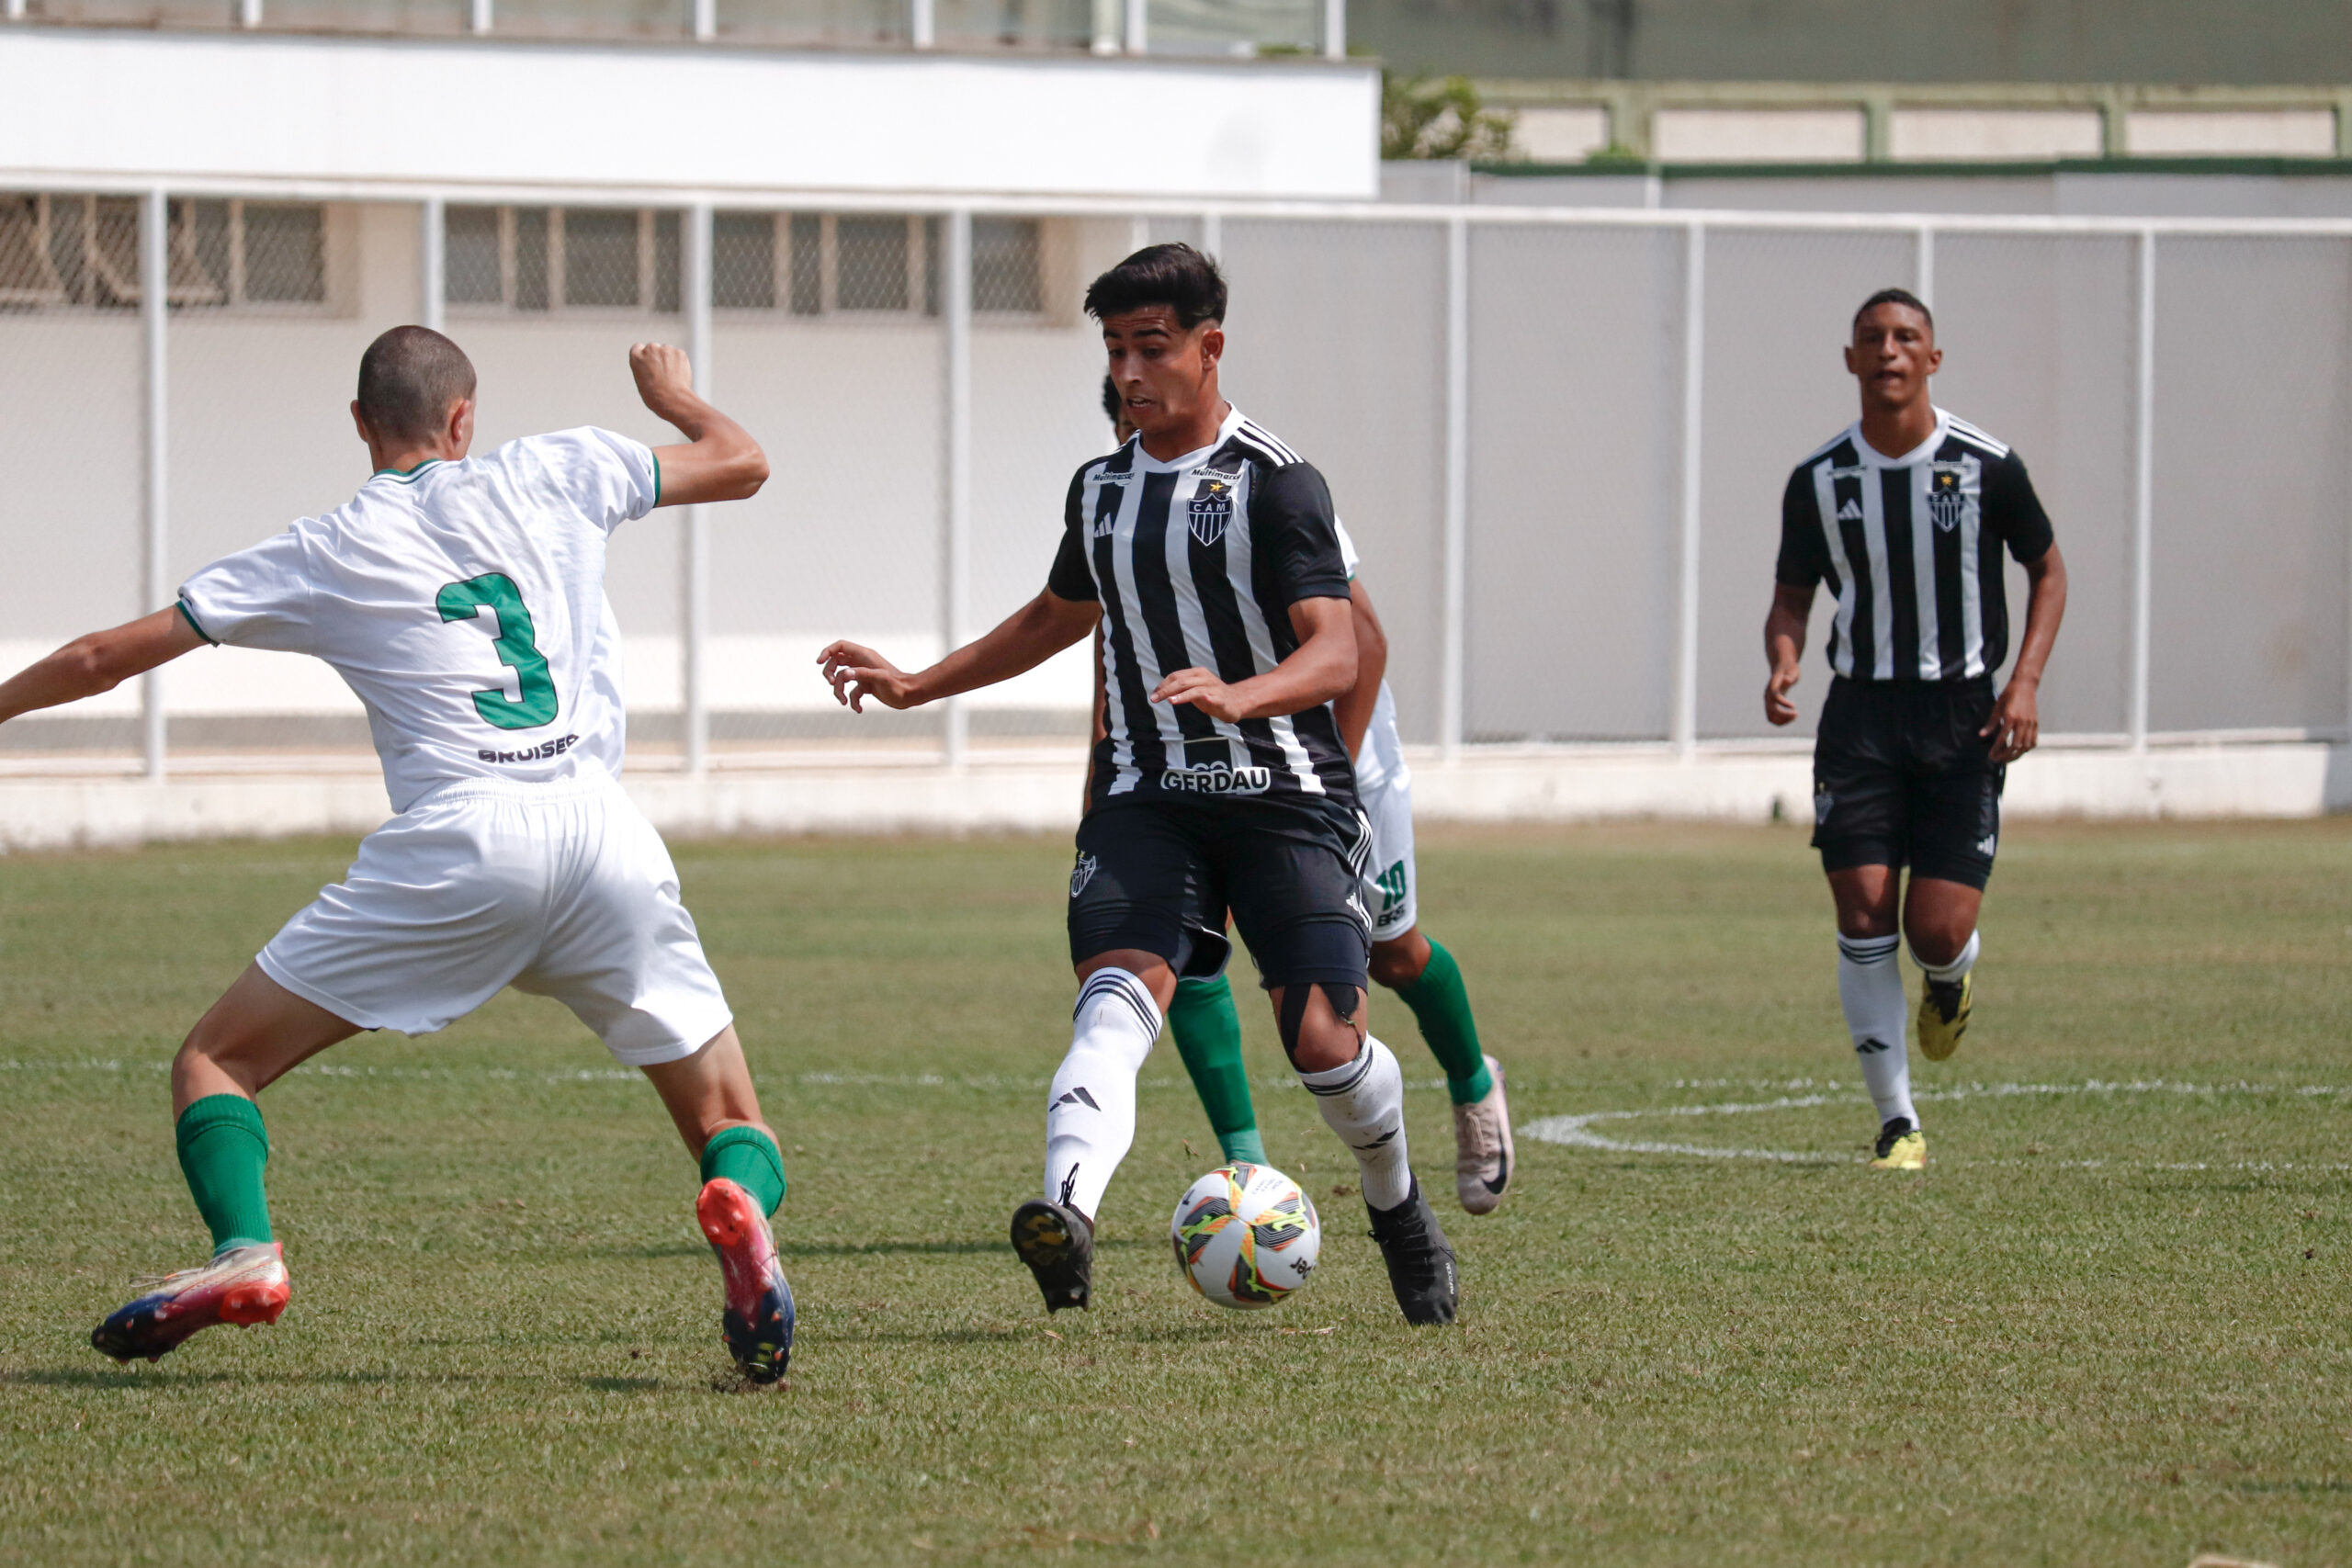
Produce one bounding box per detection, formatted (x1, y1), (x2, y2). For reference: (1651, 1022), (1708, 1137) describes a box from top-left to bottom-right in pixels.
(963, 214), (1125, 741)
(162, 198), (382, 756)
(1465, 220), (1682, 742)
(705, 209), (944, 748)
(2148, 234), (2352, 735)
(1216, 216), (1448, 743)
(1694, 224), (1917, 741)
(267, 0), (468, 30)
(1932, 231), (2138, 739)
(441, 198), (689, 758)
(1148, 0), (1315, 52)
(16, 0), (227, 24)
(718, 0), (907, 42)
(484, 0), (693, 38)
(0, 192), (146, 757)
(935, 0), (1091, 48)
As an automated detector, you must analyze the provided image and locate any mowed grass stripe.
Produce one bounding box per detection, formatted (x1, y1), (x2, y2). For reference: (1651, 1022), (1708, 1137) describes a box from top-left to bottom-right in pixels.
(0, 819), (2347, 1566)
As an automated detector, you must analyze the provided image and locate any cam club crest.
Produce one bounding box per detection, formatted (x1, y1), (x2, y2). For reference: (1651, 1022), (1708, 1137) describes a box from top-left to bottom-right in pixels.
(1188, 472), (1238, 547)
(1928, 466), (1968, 532)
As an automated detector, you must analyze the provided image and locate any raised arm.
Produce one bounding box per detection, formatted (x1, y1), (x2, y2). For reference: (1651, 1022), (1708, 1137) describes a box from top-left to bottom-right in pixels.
(629, 344), (769, 507)
(0, 608), (205, 726)
(820, 591), (1101, 714)
(1329, 579), (1389, 759)
(1763, 582), (1815, 727)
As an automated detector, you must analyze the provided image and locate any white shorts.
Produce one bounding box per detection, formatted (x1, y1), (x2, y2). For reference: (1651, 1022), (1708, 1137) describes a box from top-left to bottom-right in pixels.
(1353, 685), (1417, 942)
(258, 776), (732, 1066)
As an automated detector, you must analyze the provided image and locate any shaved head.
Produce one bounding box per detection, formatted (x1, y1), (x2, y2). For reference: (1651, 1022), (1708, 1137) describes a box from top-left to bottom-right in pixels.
(356, 326), (476, 445)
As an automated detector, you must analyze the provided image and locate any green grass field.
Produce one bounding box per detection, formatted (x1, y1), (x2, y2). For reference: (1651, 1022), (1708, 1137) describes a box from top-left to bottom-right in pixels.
(2, 818), (2348, 1566)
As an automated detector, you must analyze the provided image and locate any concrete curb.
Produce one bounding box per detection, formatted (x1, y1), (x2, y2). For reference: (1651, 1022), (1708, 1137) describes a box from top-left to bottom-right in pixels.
(0, 741), (2338, 851)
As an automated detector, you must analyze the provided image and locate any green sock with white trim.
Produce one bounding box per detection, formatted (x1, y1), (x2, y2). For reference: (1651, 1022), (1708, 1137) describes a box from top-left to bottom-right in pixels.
(175, 1094), (275, 1256)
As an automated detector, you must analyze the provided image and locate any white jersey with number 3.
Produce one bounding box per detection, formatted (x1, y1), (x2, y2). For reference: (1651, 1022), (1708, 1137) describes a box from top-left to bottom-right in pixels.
(177, 427), (657, 812)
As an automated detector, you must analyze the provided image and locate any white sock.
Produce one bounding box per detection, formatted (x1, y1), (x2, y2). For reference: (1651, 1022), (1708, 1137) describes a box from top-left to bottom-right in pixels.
(1915, 930), (1981, 987)
(1043, 968), (1160, 1221)
(1299, 1035), (1413, 1211)
(1838, 933), (1917, 1129)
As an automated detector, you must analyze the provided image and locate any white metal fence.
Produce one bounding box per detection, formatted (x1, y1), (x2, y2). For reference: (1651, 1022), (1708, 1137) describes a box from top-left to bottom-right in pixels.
(2, 180), (2347, 777)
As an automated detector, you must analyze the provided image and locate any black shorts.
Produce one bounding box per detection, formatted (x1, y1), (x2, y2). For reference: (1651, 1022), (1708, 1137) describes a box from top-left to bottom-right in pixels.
(1068, 796), (1372, 992)
(1812, 675), (2006, 890)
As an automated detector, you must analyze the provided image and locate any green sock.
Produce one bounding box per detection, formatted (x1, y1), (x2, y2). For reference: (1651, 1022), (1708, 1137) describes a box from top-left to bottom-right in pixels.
(1169, 974), (1266, 1166)
(175, 1094), (274, 1255)
(701, 1125), (787, 1217)
(1393, 938), (1494, 1106)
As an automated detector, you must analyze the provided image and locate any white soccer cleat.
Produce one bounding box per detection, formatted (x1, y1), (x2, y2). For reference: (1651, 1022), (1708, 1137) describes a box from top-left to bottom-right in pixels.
(1453, 1055), (1515, 1215)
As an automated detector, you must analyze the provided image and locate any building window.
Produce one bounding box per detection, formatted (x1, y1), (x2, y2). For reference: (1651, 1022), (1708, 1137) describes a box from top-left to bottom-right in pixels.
(447, 205), (1057, 321)
(0, 194), (334, 312)
(445, 206), (681, 314)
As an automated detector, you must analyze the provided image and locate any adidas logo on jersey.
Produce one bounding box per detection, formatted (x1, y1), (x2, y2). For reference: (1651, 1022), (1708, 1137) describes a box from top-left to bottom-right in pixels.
(1836, 498), (1864, 522)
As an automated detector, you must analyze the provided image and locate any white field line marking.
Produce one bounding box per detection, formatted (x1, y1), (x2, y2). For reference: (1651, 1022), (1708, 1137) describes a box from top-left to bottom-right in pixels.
(1521, 1079), (2352, 1168)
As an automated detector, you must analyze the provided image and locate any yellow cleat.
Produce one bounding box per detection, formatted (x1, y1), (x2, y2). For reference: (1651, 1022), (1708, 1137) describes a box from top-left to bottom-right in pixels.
(1869, 1120), (1926, 1171)
(1917, 971), (1972, 1062)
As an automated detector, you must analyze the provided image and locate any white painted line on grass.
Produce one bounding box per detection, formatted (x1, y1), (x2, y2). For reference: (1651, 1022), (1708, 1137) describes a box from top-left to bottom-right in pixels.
(1521, 1079), (2352, 1168)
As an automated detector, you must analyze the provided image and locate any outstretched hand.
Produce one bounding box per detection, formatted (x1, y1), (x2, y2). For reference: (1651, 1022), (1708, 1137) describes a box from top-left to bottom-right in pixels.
(818, 641), (923, 713)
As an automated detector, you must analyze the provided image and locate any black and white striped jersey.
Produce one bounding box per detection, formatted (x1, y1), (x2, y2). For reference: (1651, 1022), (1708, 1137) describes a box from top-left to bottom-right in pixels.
(1776, 409), (2055, 682)
(1047, 406), (1356, 807)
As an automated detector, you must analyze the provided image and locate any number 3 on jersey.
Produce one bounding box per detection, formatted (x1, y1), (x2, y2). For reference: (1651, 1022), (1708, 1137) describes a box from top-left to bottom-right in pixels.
(437, 573), (559, 730)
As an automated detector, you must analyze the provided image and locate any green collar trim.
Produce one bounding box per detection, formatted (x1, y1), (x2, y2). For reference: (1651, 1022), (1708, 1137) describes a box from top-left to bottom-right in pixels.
(374, 458), (446, 482)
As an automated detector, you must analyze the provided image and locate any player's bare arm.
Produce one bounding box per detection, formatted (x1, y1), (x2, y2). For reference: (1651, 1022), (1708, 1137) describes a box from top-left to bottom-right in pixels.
(0, 607), (205, 727)
(629, 343), (769, 507)
(1763, 581), (1815, 727)
(1330, 579), (1390, 758)
(1152, 594), (1357, 724)
(819, 589), (1100, 713)
(1982, 541), (2068, 762)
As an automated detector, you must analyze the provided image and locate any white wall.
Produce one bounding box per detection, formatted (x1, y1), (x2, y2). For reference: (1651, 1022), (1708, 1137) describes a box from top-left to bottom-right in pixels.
(0, 28), (1379, 201)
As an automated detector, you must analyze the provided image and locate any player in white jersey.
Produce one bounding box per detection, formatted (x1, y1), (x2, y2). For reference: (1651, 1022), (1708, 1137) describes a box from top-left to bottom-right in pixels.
(1090, 378), (1514, 1213)
(0, 326), (798, 1382)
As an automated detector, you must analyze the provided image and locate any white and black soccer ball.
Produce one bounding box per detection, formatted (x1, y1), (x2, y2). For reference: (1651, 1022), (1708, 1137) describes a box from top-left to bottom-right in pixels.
(1169, 1162), (1321, 1309)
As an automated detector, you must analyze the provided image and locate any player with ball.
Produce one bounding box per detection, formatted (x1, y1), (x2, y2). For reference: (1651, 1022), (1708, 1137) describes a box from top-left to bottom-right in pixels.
(820, 243), (1457, 1325)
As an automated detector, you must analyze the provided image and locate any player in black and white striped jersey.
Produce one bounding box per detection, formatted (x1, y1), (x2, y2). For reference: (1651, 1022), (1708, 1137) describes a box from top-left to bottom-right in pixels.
(819, 244), (1458, 1325)
(1766, 288), (2069, 1171)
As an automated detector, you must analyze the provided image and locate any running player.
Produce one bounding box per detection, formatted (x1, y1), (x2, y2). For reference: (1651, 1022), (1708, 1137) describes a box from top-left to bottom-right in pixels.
(1765, 288), (2068, 1171)
(3, 327), (799, 1381)
(1091, 377), (1513, 1213)
(820, 244), (1458, 1324)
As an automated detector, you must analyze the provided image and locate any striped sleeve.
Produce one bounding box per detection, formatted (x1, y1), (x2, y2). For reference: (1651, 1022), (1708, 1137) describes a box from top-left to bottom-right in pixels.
(1774, 464), (1828, 588)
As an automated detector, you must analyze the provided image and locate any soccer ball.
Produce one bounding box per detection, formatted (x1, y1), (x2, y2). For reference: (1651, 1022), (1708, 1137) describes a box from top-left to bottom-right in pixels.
(1169, 1162), (1321, 1309)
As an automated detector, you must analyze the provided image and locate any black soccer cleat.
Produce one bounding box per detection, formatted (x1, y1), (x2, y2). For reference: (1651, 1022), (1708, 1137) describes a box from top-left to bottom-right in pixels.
(1366, 1178), (1459, 1325)
(1010, 1198), (1094, 1314)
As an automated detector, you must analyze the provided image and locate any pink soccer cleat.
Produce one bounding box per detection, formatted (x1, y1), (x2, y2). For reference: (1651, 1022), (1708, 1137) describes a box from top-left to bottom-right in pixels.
(90, 1242), (289, 1364)
(696, 1179), (795, 1383)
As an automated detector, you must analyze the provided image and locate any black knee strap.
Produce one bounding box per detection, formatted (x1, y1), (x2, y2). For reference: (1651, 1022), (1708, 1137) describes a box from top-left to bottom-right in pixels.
(1276, 983), (1363, 1057)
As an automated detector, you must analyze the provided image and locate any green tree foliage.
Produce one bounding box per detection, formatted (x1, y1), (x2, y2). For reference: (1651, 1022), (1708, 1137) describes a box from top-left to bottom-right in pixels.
(1381, 72), (1518, 161)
